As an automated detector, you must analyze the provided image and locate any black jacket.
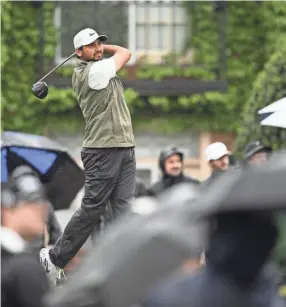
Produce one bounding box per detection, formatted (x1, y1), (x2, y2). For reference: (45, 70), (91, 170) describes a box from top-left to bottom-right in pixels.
(148, 174), (200, 197)
(1, 228), (49, 307)
(144, 212), (280, 307)
(135, 178), (148, 198)
(201, 166), (240, 189)
(201, 170), (226, 189)
(144, 266), (282, 307)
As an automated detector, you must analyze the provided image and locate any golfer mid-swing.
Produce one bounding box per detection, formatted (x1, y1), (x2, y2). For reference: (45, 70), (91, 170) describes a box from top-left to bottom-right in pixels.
(40, 28), (136, 285)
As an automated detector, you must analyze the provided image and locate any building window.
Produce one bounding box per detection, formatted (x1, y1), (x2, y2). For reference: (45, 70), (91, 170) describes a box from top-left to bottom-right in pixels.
(54, 1), (128, 64)
(54, 1), (188, 65)
(133, 2), (188, 53)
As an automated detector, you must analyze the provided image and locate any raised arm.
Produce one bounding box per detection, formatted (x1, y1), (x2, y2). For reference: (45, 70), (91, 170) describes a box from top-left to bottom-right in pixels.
(103, 44), (132, 72)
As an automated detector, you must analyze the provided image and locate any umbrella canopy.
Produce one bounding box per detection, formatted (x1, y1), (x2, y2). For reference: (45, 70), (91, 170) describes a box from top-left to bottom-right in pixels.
(258, 97), (286, 129)
(195, 150), (286, 215)
(45, 184), (205, 307)
(1, 131), (85, 210)
(260, 110), (286, 129)
(258, 97), (286, 114)
(45, 153), (286, 307)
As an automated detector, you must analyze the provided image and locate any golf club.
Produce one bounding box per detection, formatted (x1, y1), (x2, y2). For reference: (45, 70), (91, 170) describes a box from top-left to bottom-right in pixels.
(32, 52), (76, 99)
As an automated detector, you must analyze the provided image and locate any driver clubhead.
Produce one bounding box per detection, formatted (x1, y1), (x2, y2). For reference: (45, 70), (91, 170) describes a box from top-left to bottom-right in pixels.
(32, 81), (48, 99)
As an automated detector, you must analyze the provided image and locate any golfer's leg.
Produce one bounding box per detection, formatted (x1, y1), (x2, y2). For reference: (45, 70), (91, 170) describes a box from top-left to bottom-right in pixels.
(110, 147), (136, 218)
(102, 201), (114, 226)
(91, 201), (113, 244)
(49, 149), (122, 268)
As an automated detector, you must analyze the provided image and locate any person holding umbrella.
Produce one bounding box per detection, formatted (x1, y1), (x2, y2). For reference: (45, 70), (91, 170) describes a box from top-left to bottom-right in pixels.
(40, 28), (136, 286)
(1, 130), (85, 211)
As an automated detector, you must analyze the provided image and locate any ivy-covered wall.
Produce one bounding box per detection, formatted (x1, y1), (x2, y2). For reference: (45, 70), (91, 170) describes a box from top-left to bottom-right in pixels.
(235, 46), (286, 151)
(1, 1), (59, 133)
(235, 3), (286, 152)
(2, 1), (286, 135)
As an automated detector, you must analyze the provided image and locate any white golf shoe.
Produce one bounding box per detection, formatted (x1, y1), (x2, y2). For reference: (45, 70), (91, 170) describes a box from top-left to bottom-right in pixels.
(40, 247), (61, 287)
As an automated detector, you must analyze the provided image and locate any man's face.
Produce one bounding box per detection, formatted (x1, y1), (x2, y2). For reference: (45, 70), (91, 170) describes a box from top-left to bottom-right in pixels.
(210, 155), (229, 171)
(249, 150), (269, 166)
(76, 39), (104, 61)
(164, 154), (183, 176)
(2, 202), (48, 241)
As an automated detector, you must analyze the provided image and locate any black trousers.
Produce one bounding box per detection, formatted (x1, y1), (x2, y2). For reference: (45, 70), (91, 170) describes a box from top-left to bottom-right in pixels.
(49, 147), (136, 268)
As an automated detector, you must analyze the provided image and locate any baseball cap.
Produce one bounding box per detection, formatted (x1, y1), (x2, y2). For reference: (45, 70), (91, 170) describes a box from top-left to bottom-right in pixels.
(244, 140), (272, 160)
(73, 28), (108, 49)
(1, 166), (47, 208)
(205, 142), (229, 161)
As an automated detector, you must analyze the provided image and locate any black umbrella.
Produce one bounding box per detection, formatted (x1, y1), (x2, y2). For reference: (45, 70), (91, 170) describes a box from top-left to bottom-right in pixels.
(45, 184), (206, 307)
(1, 131), (84, 210)
(195, 150), (286, 215)
(45, 152), (286, 307)
(258, 97), (286, 129)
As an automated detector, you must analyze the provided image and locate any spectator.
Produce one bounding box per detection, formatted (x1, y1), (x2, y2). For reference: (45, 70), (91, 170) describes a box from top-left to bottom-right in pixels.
(202, 142), (230, 188)
(1, 166), (49, 307)
(149, 147), (200, 196)
(244, 140), (272, 167)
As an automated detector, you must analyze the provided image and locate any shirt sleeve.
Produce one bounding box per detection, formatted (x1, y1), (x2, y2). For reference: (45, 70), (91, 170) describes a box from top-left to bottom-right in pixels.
(88, 57), (116, 90)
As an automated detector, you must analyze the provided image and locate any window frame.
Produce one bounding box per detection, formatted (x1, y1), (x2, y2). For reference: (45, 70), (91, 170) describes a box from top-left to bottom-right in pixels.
(133, 1), (188, 53)
(53, 1), (188, 66)
(54, 3), (136, 66)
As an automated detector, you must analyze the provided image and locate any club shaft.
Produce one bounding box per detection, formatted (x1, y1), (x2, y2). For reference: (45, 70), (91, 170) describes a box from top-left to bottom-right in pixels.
(37, 52), (76, 82)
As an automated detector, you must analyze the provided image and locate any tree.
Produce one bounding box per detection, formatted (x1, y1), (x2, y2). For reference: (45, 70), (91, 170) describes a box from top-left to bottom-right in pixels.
(1, 1), (58, 133)
(235, 45), (286, 153)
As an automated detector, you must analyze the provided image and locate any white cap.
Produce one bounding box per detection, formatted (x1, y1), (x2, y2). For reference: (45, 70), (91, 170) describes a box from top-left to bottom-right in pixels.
(205, 142), (229, 161)
(73, 28), (108, 49)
